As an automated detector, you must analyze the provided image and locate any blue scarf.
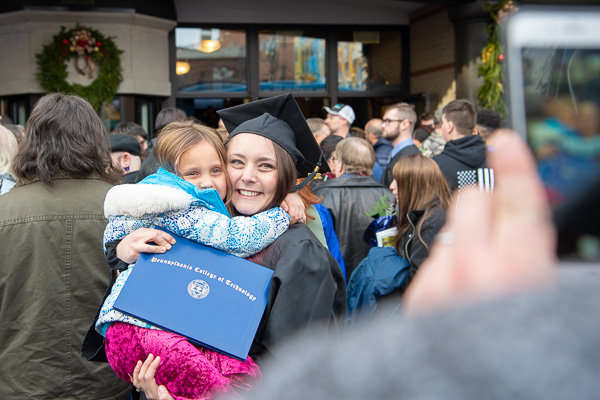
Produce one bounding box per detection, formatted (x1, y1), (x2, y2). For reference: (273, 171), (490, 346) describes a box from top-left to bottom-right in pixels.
(139, 167), (229, 217)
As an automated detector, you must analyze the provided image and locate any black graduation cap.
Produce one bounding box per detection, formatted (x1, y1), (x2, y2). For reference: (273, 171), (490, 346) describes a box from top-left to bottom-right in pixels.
(217, 94), (330, 189)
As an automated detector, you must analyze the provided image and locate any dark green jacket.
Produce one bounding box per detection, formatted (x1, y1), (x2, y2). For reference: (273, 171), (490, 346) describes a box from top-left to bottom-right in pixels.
(0, 179), (130, 400)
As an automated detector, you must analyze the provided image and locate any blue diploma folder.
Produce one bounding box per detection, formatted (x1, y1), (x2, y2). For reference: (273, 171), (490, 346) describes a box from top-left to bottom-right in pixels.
(113, 231), (273, 360)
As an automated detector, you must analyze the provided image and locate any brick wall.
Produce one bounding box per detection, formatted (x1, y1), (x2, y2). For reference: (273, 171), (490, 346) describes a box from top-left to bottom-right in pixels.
(410, 6), (456, 112)
(368, 31), (403, 86)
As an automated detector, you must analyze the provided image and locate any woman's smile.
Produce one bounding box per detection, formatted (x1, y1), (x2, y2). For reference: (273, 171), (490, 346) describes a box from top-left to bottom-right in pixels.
(227, 133), (279, 215)
(237, 189), (261, 197)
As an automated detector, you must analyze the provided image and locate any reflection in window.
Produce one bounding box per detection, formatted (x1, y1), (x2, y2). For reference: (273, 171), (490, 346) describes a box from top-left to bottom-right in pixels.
(338, 31), (403, 92)
(338, 41), (367, 91)
(175, 28), (247, 92)
(100, 98), (121, 132)
(259, 30), (326, 92)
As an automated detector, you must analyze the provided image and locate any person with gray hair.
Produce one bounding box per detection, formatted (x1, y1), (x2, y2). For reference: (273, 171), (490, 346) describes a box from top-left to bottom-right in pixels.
(365, 118), (393, 170)
(313, 137), (394, 277)
(0, 93), (131, 399)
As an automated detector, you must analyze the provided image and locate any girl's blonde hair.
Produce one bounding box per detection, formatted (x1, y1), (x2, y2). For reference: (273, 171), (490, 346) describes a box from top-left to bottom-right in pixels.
(154, 119), (233, 204)
(0, 125), (19, 176)
(392, 154), (451, 253)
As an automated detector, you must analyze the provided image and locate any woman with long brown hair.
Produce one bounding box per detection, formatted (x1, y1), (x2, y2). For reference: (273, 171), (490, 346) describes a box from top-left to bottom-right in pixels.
(390, 153), (451, 290)
(346, 153), (450, 325)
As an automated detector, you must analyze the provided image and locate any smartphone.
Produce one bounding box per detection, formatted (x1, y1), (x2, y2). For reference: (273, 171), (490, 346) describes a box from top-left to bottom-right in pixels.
(504, 6), (600, 261)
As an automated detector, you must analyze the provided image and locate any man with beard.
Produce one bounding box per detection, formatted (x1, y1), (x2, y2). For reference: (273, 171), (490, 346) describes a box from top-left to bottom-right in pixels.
(381, 102), (420, 187)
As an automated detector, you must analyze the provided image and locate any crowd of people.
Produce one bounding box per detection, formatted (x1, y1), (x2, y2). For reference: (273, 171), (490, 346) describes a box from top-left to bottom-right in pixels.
(0, 90), (597, 400)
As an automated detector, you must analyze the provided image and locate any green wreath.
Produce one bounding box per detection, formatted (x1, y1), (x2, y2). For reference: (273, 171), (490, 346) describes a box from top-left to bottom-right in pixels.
(35, 25), (123, 111)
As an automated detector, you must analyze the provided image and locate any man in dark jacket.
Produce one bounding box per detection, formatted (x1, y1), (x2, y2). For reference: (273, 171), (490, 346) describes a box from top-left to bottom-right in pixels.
(433, 99), (487, 191)
(313, 137), (394, 278)
(381, 103), (420, 187)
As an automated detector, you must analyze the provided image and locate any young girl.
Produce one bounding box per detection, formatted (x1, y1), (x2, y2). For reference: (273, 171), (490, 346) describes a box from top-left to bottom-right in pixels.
(95, 120), (290, 400)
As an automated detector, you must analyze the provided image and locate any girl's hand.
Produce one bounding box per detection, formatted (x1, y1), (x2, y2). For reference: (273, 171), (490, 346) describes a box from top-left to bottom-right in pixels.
(116, 228), (176, 264)
(281, 193), (307, 224)
(130, 354), (175, 400)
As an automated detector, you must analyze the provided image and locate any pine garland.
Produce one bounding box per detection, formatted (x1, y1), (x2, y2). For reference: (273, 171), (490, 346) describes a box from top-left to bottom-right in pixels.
(35, 25), (123, 111)
(476, 1), (517, 117)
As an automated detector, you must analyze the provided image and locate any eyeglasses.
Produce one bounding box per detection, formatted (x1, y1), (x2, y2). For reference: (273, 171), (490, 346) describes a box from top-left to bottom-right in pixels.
(382, 119), (404, 125)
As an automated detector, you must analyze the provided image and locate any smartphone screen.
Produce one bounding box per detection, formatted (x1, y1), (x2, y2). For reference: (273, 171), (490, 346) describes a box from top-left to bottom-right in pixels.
(505, 8), (600, 260)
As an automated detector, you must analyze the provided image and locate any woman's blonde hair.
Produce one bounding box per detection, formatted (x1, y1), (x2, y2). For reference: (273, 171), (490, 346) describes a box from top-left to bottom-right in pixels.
(154, 119), (233, 204)
(392, 154), (451, 252)
(0, 125), (18, 176)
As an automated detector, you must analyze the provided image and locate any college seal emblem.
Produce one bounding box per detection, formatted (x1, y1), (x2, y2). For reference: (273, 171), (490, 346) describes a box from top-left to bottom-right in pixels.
(187, 279), (210, 299)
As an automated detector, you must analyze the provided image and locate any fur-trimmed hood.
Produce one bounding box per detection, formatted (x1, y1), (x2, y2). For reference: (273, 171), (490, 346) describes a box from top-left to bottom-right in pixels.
(104, 184), (194, 218)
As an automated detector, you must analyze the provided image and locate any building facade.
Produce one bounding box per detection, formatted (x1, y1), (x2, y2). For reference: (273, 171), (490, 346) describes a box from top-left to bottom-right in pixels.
(0, 0), (492, 131)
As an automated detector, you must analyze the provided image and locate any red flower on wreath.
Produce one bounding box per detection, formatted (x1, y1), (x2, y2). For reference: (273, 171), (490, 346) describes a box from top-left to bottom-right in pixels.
(66, 29), (100, 77)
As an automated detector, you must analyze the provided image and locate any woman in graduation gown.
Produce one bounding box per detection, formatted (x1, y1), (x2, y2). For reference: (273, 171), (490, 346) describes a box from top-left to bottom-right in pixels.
(94, 94), (346, 373)
(217, 94), (347, 365)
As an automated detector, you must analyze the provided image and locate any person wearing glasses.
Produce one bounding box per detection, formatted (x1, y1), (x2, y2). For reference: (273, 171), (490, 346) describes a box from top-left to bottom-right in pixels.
(381, 103), (420, 187)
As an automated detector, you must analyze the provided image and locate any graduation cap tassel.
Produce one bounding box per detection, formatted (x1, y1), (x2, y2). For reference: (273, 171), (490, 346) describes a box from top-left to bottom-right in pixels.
(291, 150), (324, 192)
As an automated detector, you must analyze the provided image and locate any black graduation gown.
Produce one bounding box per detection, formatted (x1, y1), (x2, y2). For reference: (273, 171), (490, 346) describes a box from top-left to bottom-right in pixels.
(245, 223), (347, 366)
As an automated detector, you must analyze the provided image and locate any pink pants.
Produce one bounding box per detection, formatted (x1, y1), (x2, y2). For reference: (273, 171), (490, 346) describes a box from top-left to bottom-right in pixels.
(105, 322), (261, 400)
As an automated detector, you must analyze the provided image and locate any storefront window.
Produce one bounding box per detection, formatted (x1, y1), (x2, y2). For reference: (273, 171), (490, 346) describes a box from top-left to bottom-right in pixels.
(100, 98), (121, 132)
(338, 30), (403, 92)
(258, 30), (326, 93)
(175, 28), (247, 92)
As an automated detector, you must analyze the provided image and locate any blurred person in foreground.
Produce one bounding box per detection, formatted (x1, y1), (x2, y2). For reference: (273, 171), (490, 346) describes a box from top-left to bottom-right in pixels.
(135, 131), (578, 400)
(0, 93), (131, 399)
